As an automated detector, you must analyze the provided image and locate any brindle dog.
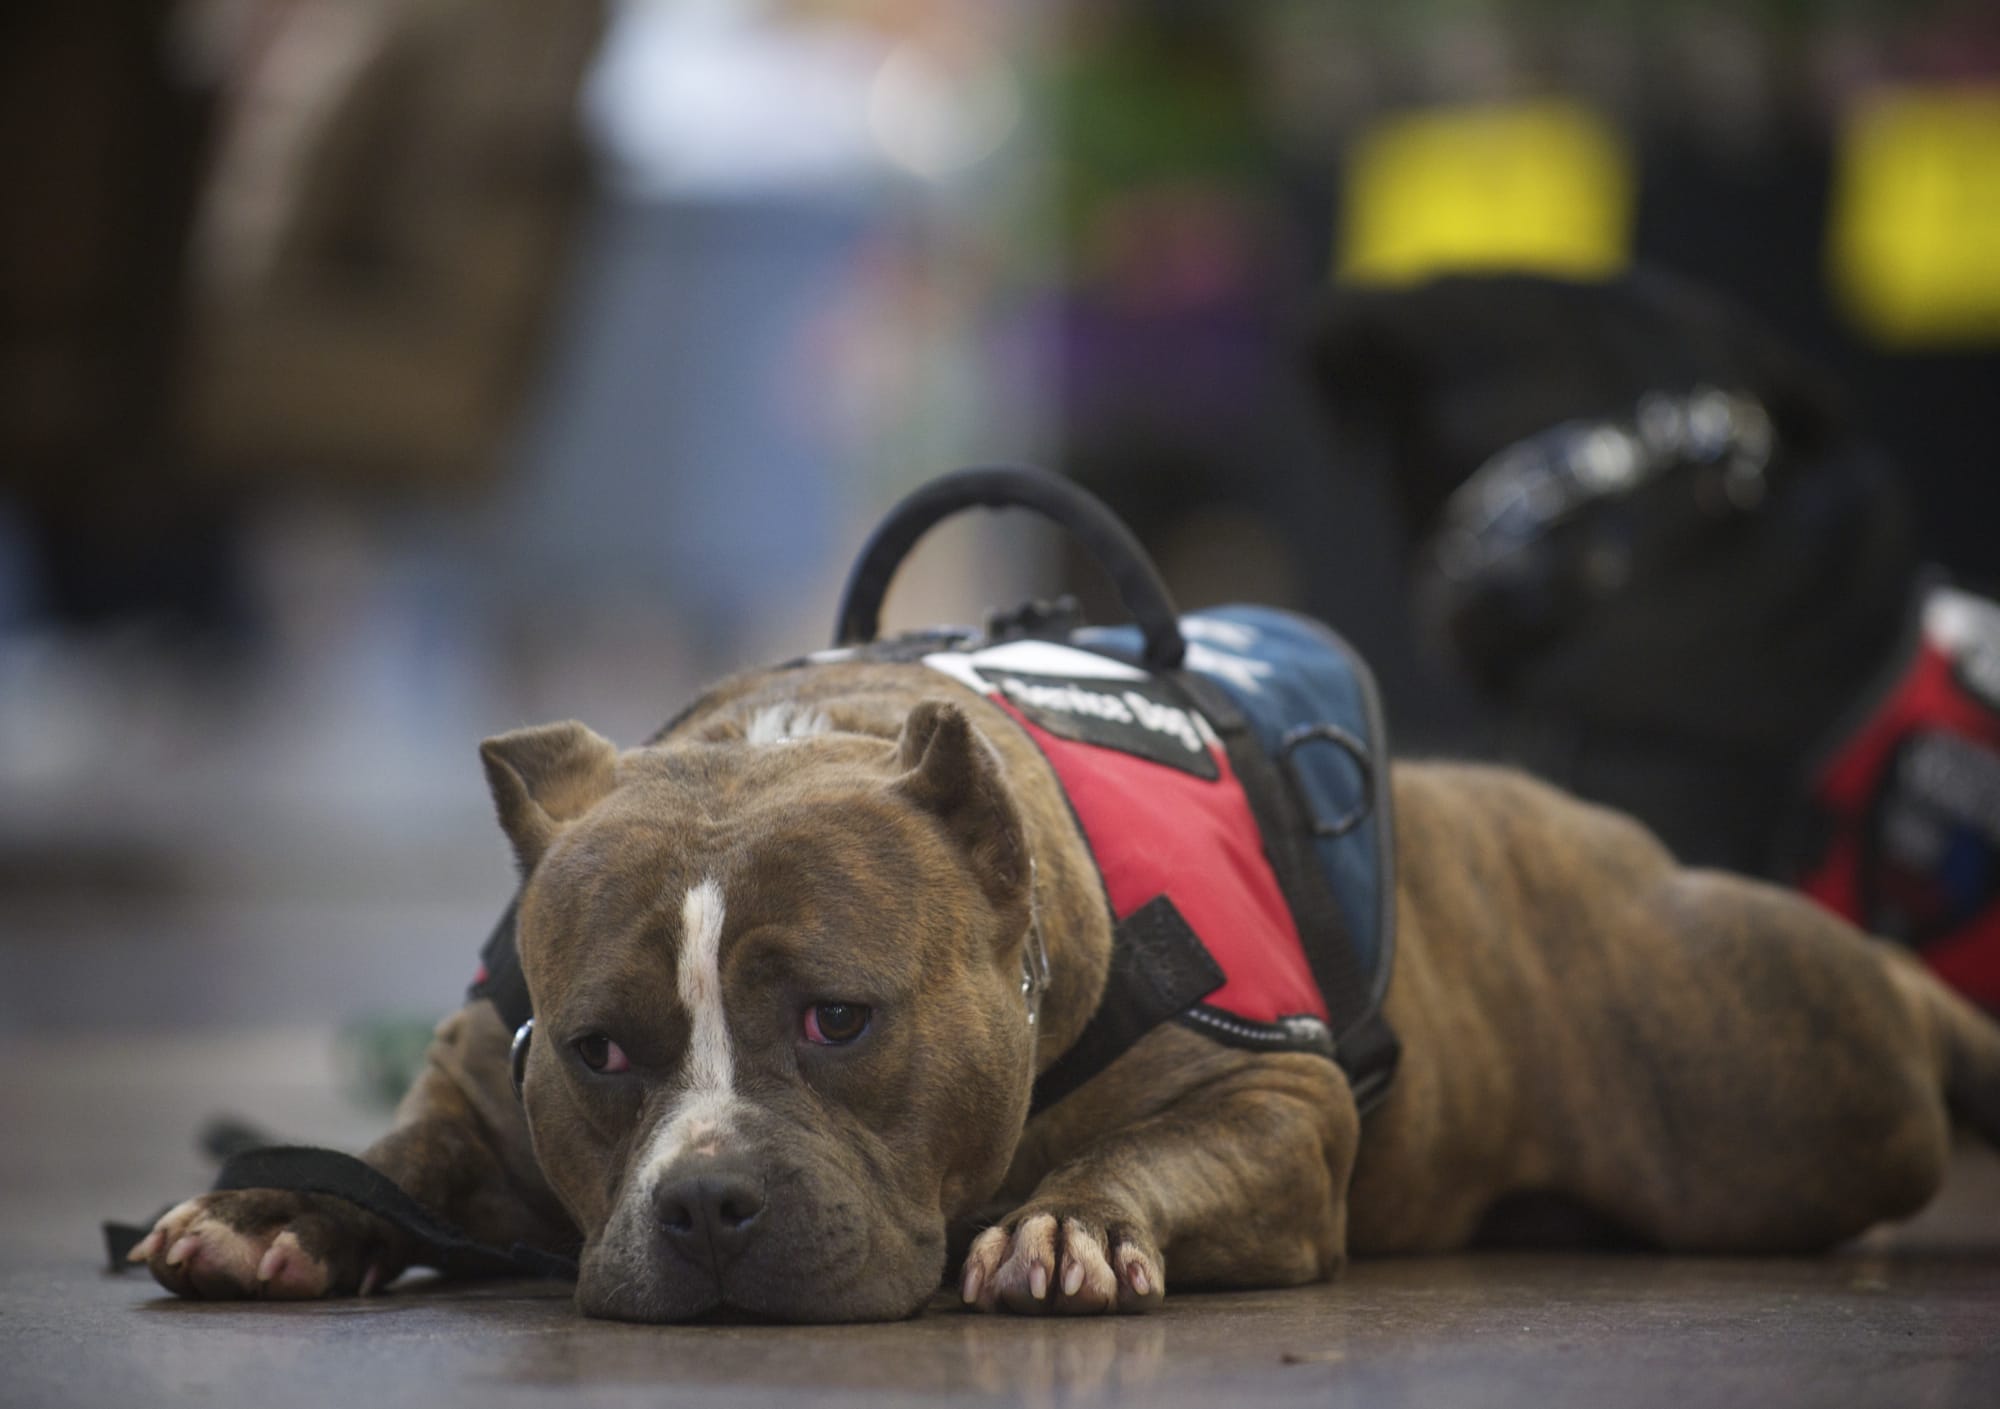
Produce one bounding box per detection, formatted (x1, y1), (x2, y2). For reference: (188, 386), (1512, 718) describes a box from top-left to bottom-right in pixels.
(129, 662), (2000, 1320)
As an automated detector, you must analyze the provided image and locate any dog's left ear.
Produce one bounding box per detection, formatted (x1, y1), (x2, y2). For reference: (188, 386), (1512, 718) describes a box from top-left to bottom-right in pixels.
(892, 700), (1029, 917)
(480, 721), (621, 874)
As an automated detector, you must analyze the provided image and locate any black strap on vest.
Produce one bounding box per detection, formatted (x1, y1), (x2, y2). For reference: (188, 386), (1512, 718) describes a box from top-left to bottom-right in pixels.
(1029, 897), (1226, 1113)
(104, 1145), (576, 1281)
(472, 900), (533, 1036)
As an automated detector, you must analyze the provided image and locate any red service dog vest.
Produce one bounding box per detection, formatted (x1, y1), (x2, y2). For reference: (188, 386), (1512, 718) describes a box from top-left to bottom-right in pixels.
(1793, 586), (2000, 1010)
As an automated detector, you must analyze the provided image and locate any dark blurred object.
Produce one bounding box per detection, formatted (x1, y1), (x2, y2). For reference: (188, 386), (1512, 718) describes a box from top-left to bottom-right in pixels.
(180, 0), (605, 493)
(0, 1), (235, 631)
(1634, 87), (2000, 589)
(1312, 271), (1919, 875)
(0, 0), (602, 633)
(199, 1114), (283, 1163)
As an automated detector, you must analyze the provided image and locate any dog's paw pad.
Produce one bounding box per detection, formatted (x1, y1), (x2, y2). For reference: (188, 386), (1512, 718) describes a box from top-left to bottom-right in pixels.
(962, 1208), (1162, 1315)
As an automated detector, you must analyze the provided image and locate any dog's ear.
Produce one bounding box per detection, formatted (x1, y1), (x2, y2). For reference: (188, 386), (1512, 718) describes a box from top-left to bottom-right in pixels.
(892, 700), (1029, 917)
(480, 721), (620, 873)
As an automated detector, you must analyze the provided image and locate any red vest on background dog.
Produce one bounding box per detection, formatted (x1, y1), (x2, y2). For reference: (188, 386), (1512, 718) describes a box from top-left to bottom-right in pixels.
(1793, 586), (2000, 1011)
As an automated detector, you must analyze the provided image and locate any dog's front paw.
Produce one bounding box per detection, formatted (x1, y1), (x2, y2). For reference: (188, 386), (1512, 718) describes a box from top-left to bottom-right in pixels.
(128, 1190), (403, 1301)
(960, 1203), (1164, 1315)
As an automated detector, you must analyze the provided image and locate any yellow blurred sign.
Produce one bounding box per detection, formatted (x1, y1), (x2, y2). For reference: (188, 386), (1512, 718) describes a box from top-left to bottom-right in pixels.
(1829, 86), (2000, 347)
(1337, 99), (1633, 286)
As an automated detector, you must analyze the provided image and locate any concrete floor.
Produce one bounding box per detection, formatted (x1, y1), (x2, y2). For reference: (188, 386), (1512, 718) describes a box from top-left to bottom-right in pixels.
(4, 1027), (2000, 1409)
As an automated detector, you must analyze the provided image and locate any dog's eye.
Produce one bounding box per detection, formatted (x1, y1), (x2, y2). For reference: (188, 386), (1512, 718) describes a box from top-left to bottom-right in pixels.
(573, 1033), (630, 1074)
(803, 1003), (871, 1046)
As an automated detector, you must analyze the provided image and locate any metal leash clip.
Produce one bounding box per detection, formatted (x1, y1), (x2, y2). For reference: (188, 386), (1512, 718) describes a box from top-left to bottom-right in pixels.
(1020, 859), (1052, 1027)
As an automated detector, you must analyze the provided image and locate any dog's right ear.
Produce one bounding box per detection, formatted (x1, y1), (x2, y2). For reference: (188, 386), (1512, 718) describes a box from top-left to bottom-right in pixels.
(891, 700), (1029, 920)
(479, 721), (620, 874)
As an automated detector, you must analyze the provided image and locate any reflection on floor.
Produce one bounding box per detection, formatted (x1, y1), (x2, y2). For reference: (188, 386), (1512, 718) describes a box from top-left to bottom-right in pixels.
(3, 1026), (1997, 1409)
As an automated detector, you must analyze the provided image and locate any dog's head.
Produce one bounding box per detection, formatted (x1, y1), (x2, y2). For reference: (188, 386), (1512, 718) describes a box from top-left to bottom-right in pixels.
(480, 699), (1038, 1321)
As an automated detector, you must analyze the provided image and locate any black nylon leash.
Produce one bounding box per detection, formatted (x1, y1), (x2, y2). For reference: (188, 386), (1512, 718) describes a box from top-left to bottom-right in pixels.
(104, 1145), (576, 1281)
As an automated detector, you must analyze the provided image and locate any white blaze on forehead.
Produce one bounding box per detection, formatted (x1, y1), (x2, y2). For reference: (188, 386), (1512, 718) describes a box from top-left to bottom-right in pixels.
(677, 877), (732, 1096)
(640, 877), (739, 1179)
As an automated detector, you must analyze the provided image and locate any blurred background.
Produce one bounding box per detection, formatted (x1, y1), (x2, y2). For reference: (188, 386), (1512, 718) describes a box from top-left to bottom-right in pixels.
(4, 0), (1999, 1092)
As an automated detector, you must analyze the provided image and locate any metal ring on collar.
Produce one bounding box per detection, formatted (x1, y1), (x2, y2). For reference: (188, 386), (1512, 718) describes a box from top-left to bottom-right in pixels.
(510, 1018), (534, 1099)
(1278, 722), (1374, 840)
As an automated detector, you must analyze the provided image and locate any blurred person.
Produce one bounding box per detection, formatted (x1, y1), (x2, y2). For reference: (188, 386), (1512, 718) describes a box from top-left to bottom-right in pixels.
(1, 0), (605, 631)
(180, 0), (606, 498)
(0, 0), (605, 808)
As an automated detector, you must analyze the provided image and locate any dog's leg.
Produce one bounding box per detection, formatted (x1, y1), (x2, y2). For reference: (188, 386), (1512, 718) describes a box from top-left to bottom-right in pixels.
(1540, 872), (1997, 1253)
(133, 1003), (573, 1300)
(962, 1042), (1358, 1315)
(1887, 947), (2000, 1144)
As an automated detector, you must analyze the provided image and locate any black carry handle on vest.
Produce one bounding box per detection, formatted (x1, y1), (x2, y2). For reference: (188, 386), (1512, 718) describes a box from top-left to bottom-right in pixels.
(835, 465), (1188, 672)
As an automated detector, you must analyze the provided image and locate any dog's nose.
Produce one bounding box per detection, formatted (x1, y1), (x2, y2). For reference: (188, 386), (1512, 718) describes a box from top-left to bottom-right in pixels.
(654, 1168), (766, 1263)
